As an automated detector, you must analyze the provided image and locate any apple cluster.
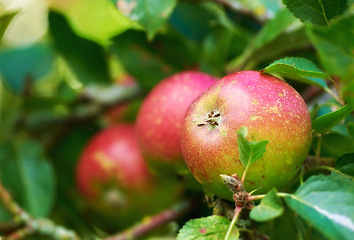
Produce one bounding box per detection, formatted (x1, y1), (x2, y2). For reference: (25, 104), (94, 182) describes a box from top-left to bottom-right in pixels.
(75, 70), (311, 228)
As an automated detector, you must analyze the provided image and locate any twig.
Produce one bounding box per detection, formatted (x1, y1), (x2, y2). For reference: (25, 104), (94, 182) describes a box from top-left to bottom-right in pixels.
(224, 205), (242, 240)
(0, 179), (80, 240)
(104, 200), (194, 240)
(0, 180), (30, 223)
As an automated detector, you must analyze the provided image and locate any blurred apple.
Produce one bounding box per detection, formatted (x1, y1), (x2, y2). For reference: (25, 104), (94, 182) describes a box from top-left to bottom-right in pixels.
(76, 124), (181, 229)
(135, 71), (217, 173)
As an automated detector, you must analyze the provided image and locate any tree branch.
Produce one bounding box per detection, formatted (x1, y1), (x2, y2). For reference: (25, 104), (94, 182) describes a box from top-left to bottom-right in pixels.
(104, 199), (194, 240)
(0, 179), (80, 240)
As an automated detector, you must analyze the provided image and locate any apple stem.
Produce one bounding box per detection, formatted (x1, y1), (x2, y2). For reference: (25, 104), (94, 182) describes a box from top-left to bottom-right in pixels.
(247, 192), (290, 202)
(224, 205), (243, 240)
(241, 162), (250, 184)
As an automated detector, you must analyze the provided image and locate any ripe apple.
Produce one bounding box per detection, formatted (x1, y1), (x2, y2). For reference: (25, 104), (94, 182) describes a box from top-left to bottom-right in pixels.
(76, 124), (180, 229)
(181, 71), (312, 201)
(135, 71), (217, 172)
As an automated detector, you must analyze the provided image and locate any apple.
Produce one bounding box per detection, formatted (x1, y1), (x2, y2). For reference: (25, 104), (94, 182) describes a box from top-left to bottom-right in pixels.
(135, 71), (217, 172)
(181, 71), (312, 201)
(76, 124), (180, 229)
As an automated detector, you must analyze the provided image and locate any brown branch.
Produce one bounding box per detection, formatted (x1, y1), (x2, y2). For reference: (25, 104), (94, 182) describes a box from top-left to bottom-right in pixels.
(0, 181), (31, 223)
(104, 200), (194, 240)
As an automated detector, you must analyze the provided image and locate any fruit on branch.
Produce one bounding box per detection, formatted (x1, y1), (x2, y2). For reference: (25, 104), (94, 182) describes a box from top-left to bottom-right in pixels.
(135, 71), (217, 172)
(76, 124), (180, 229)
(181, 71), (312, 201)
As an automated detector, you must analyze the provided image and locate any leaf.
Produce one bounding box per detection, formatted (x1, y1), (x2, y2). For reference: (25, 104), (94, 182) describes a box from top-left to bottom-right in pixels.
(201, 1), (240, 34)
(0, 11), (18, 40)
(169, 1), (215, 42)
(237, 127), (269, 168)
(0, 43), (54, 94)
(262, 57), (330, 90)
(307, 15), (354, 82)
(116, 0), (177, 40)
(0, 139), (55, 219)
(202, 28), (236, 76)
(254, 8), (298, 50)
(312, 104), (354, 134)
(48, 11), (111, 86)
(282, 0), (348, 26)
(177, 215), (239, 240)
(285, 173), (354, 240)
(348, 122), (354, 139)
(258, 206), (300, 240)
(50, 0), (140, 45)
(315, 133), (354, 158)
(110, 30), (194, 91)
(250, 189), (284, 222)
(336, 153), (354, 177)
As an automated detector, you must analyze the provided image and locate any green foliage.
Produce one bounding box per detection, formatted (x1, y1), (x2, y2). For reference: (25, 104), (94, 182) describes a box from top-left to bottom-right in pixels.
(262, 57), (329, 89)
(0, 43), (54, 93)
(0, 139), (55, 219)
(307, 15), (354, 82)
(115, 0), (177, 40)
(0, 11), (18, 41)
(54, 0), (140, 45)
(237, 127), (269, 169)
(250, 189), (284, 222)
(336, 153), (354, 177)
(253, 8), (297, 50)
(312, 104), (354, 134)
(282, 0), (348, 26)
(48, 11), (111, 85)
(177, 215), (239, 240)
(285, 173), (354, 240)
(0, 0), (353, 239)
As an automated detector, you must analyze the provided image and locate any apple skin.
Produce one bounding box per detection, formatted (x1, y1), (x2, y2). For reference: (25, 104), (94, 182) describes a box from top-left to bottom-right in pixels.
(76, 124), (180, 229)
(181, 71), (312, 201)
(135, 71), (217, 171)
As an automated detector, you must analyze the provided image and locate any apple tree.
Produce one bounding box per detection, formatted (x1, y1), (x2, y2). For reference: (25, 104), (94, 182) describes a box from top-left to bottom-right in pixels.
(0, 0), (353, 239)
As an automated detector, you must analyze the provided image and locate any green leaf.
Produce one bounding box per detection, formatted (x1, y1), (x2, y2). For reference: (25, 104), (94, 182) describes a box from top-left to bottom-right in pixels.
(312, 104), (354, 134)
(307, 15), (354, 82)
(295, 216), (329, 240)
(282, 0), (348, 26)
(237, 127), (269, 168)
(201, 1), (240, 34)
(202, 28), (236, 76)
(110, 30), (194, 91)
(177, 215), (239, 240)
(348, 122), (354, 139)
(254, 8), (298, 50)
(0, 43), (54, 94)
(336, 153), (354, 177)
(51, 0), (140, 45)
(257, 206), (300, 240)
(116, 0), (177, 40)
(250, 189), (284, 222)
(262, 57), (330, 89)
(0, 139), (55, 219)
(0, 11), (18, 40)
(285, 173), (354, 240)
(315, 133), (354, 158)
(48, 11), (111, 86)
